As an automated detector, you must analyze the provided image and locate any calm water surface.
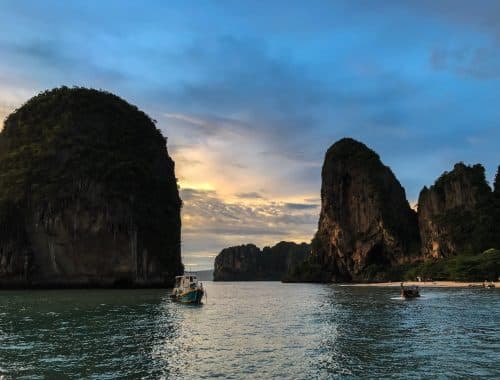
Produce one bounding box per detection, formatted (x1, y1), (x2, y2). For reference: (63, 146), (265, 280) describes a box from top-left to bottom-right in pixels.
(0, 282), (499, 379)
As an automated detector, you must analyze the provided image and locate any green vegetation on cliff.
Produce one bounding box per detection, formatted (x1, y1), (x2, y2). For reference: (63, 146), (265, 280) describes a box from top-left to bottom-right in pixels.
(0, 87), (182, 287)
(403, 249), (500, 282)
(419, 163), (498, 257)
(0, 87), (179, 211)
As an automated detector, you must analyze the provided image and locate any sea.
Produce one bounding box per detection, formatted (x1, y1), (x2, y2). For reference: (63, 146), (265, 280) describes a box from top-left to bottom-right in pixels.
(0, 282), (499, 379)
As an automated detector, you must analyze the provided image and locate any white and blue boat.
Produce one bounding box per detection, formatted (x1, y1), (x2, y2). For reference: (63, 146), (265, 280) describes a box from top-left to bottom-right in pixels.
(171, 274), (205, 304)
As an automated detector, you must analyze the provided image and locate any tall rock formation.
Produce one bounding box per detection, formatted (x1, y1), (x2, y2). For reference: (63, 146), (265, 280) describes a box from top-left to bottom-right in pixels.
(311, 138), (420, 282)
(0, 87), (182, 287)
(418, 163), (496, 258)
(213, 242), (310, 281)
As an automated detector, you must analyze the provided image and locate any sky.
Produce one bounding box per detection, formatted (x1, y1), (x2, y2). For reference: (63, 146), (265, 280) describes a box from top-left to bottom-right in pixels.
(0, 1), (499, 269)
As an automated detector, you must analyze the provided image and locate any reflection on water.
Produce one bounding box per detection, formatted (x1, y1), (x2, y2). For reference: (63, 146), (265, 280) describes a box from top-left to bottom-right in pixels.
(0, 283), (499, 378)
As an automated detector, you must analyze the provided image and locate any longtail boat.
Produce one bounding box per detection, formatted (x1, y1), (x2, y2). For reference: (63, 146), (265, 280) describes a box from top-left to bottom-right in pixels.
(400, 282), (420, 299)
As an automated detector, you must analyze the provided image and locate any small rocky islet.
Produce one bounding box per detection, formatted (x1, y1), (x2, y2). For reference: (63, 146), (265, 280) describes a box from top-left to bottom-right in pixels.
(213, 242), (309, 281)
(0, 87), (498, 287)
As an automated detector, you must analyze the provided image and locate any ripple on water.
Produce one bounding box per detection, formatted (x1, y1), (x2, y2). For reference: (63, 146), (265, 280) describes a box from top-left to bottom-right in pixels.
(0, 285), (499, 378)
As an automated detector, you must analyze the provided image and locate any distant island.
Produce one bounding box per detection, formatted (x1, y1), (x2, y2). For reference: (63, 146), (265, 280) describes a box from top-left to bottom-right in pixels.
(215, 138), (499, 283)
(0, 87), (183, 288)
(194, 269), (214, 281)
(213, 241), (309, 281)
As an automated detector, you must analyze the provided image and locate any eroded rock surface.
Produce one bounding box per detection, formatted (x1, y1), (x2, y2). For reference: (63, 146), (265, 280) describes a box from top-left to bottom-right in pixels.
(310, 138), (420, 282)
(418, 163), (495, 258)
(0, 87), (182, 287)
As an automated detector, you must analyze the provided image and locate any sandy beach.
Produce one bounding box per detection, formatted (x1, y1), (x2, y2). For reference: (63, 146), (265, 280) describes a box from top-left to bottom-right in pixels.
(346, 281), (499, 288)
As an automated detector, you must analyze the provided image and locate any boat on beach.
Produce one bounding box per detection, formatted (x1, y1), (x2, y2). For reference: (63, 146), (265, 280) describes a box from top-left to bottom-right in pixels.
(483, 281), (496, 288)
(400, 282), (420, 299)
(171, 274), (205, 304)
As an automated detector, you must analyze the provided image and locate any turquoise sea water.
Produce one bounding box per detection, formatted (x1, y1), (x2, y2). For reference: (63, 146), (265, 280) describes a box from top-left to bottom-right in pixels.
(0, 282), (499, 379)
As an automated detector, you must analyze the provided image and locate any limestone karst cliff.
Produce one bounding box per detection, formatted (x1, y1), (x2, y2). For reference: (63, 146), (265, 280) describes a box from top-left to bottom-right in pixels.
(307, 138), (420, 282)
(418, 163), (497, 258)
(213, 242), (310, 281)
(286, 141), (499, 283)
(0, 87), (182, 287)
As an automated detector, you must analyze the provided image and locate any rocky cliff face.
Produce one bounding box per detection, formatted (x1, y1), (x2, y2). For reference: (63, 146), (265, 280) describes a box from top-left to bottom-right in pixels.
(310, 138), (420, 282)
(213, 242), (310, 281)
(418, 163), (495, 258)
(0, 87), (182, 288)
(213, 244), (260, 281)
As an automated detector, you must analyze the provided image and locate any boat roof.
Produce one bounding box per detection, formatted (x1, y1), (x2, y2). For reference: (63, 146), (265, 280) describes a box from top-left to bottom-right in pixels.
(175, 274), (198, 279)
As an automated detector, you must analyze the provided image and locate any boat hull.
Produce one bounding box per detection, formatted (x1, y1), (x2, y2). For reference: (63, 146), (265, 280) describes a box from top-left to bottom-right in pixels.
(174, 288), (204, 304)
(401, 289), (420, 298)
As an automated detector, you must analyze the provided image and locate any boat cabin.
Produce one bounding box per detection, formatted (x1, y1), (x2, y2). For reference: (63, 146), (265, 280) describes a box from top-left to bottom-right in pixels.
(175, 275), (199, 290)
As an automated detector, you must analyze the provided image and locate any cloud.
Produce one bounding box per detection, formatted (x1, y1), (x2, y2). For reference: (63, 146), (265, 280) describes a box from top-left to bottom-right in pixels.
(430, 46), (500, 79)
(180, 187), (317, 263)
(189, 226), (287, 236)
(284, 203), (319, 210)
(235, 192), (265, 199)
(0, 103), (15, 125)
(396, 0), (500, 37)
(0, 39), (68, 66)
(180, 188), (216, 201)
(0, 37), (127, 90)
(163, 112), (250, 138)
(154, 33), (425, 206)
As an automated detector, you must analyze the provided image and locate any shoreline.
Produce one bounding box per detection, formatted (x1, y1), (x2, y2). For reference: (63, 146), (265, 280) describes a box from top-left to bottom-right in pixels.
(344, 281), (499, 288)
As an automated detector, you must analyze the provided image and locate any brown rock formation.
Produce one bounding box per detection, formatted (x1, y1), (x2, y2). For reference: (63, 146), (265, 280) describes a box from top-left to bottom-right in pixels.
(311, 138), (420, 282)
(0, 87), (182, 288)
(418, 163), (495, 258)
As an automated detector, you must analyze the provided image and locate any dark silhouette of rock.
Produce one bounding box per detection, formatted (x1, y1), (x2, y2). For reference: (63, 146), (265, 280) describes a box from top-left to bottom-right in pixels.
(309, 138), (420, 282)
(494, 166), (500, 250)
(495, 166), (500, 195)
(213, 242), (310, 281)
(418, 163), (496, 258)
(0, 87), (182, 288)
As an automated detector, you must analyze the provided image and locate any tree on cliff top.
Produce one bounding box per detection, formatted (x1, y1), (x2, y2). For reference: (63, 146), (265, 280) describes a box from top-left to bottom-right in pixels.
(495, 166), (500, 194)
